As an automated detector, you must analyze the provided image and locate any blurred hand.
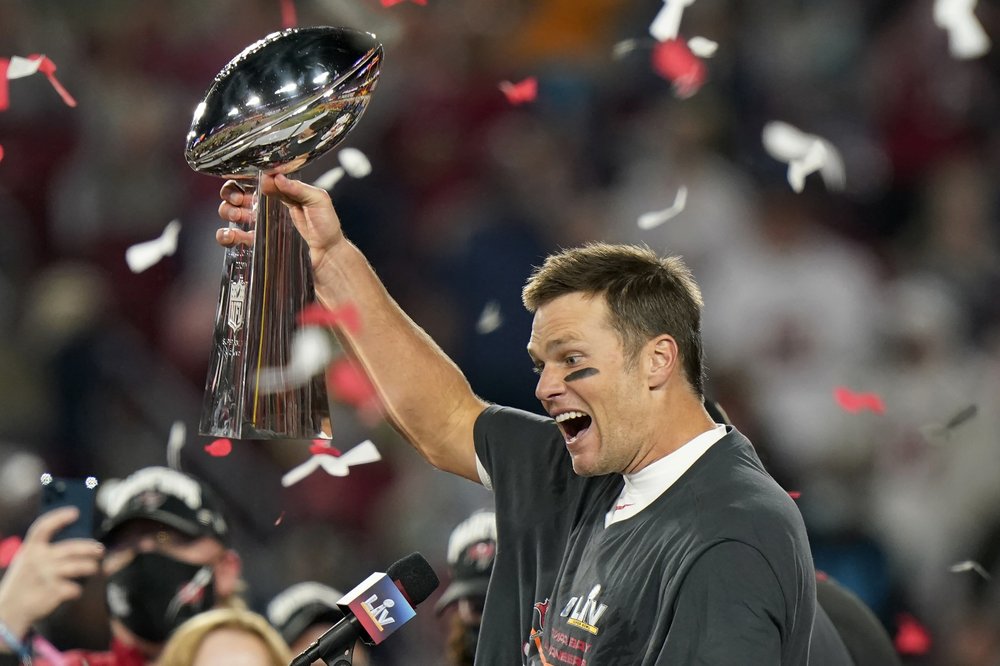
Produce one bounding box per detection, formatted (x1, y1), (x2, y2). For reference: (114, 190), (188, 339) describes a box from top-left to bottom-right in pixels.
(0, 507), (104, 640)
(216, 173), (346, 275)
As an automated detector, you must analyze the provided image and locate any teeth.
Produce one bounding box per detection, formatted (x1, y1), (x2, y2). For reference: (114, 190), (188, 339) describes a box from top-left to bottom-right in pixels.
(555, 411), (587, 423)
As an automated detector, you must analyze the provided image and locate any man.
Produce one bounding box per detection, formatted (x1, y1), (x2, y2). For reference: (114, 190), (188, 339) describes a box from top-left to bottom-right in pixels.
(0, 466), (242, 665)
(266, 582), (370, 666)
(435, 510), (496, 666)
(215, 174), (829, 664)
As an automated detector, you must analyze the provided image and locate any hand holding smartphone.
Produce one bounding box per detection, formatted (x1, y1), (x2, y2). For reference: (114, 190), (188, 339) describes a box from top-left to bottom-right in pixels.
(39, 475), (99, 541)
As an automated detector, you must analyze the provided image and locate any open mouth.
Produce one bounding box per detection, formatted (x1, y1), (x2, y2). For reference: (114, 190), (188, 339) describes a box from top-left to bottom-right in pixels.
(555, 410), (593, 444)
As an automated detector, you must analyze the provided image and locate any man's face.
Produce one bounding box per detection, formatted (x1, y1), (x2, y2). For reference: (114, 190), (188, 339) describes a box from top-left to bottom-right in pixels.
(101, 519), (224, 578)
(528, 292), (652, 476)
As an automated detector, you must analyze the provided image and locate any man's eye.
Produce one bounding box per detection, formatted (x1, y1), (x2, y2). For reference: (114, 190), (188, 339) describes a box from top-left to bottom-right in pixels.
(564, 355), (582, 366)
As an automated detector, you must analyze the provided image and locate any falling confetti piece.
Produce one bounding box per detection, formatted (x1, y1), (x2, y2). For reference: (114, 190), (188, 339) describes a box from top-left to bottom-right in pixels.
(125, 219), (181, 273)
(256, 327), (335, 394)
(934, 0), (991, 59)
(280, 0), (297, 28)
(309, 441), (343, 456)
(0, 145), (4, 163)
(2, 54), (76, 110)
(281, 439), (381, 486)
(788, 491), (801, 500)
(498, 77), (538, 105)
(166, 421), (186, 471)
(313, 166), (346, 190)
(84, 476), (99, 490)
(327, 357), (378, 409)
(945, 404), (978, 430)
(949, 560), (992, 580)
(637, 186), (688, 229)
(833, 387), (886, 414)
(338, 147), (372, 178)
(894, 614), (932, 656)
(476, 301), (503, 334)
(762, 122), (845, 193)
(651, 39), (707, 98)
(204, 438), (233, 457)
(297, 302), (362, 333)
(687, 36), (719, 58)
(612, 39), (643, 60)
(274, 511), (286, 526)
(649, 0), (695, 42)
(0, 535), (22, 568)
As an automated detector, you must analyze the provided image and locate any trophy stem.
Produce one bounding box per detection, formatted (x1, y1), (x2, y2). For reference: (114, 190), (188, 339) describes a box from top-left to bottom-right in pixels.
(199, 170), (332, 440)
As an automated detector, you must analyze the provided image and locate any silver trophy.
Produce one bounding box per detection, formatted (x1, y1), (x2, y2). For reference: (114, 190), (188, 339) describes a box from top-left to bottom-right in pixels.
(185, 27), (382, 439)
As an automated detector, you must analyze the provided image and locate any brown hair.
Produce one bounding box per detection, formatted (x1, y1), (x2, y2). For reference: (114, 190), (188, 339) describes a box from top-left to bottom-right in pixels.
(158, 608), (291, 666)
(522, 243), (705, 395)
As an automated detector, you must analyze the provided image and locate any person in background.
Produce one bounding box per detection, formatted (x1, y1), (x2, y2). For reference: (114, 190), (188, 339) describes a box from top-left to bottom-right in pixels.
(0, 466), (243, 665)
(158, 608), (290, 666)
(435, 510), (496, 666)
(266, 582), (370, 666)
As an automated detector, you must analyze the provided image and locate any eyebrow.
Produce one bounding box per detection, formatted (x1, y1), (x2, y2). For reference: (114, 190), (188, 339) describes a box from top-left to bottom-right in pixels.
(527, 337), (582, 361)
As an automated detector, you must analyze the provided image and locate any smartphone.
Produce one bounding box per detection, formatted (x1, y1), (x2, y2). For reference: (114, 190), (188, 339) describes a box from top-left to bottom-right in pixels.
(39, 476), (98, 541)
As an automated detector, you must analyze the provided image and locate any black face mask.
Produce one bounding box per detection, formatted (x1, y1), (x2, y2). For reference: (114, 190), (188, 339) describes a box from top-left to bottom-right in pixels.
(106, 551), (216, 643)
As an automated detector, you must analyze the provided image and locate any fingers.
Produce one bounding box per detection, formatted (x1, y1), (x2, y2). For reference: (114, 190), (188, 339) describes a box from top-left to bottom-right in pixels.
(268, 173), (332, 208)
(25, 507), (80, 544)
(51, 552), (101, 580)
(216, 228), (256, 248)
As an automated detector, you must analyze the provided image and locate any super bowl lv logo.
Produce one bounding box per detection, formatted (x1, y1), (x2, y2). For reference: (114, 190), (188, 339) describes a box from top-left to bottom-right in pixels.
(227, 279), (246, 331)
(560, 584), (608, 635)
(362, 594), (397, 630)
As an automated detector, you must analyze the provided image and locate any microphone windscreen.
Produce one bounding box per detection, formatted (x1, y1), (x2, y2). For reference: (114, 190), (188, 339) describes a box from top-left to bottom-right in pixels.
(387, 552), (439, 606)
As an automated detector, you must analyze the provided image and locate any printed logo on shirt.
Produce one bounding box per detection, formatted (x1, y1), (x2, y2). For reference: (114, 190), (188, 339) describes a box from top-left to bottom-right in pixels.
(559, 584), (608, 635)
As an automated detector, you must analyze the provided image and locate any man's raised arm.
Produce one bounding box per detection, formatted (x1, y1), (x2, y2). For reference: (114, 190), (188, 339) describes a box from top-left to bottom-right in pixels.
(217, 173), (488, 482)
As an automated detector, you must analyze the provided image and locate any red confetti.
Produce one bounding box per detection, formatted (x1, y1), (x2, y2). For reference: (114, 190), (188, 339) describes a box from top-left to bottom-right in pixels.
(651, 39), (707, 98)
(0, 535), (22, 568)
(833, 387), (886, 414)
(894, 613), (931, 656)
(0, 144), (4, 163)
(309, 440), (343, 457)
(498, 77), (538, 105)
(0, 59), (9, 110)
(297, 302), (361, 334)
(280, 0), (297, 28)
(274, 511), (285, 526)
(787, 491), (801, 500)
(204, 438), (233, 457)
(327, 358), (378, 409)
(33, 55), (76, 107)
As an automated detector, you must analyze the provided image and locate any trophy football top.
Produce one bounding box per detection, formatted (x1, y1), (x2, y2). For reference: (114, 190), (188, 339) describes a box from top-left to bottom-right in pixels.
(185, 26), (382, 179)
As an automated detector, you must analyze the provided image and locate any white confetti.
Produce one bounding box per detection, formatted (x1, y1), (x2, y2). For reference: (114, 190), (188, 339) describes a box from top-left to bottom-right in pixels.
(476, 301), (503, 334)
(762, 122), (845, 193)
(338, 147), (372, 178)
(934, 0), (991, 59)
(6, 55), (43, 80)
(638, 186), (688, 229)
(280, 440), (381, 487)
(84, 476), (99, 489)
(40, 472), (53, 485)
(256, 327), (335, 394)
(949, 560), (992, 580)
(166, 421), (186, 471)
(612, 39), (642, 60)
(649, 0), (695, 42)
(312, 148), (372, 190)
(313, 166), (345, 190)
(125, 219), (181, 273)
(687, 36), (719, 58)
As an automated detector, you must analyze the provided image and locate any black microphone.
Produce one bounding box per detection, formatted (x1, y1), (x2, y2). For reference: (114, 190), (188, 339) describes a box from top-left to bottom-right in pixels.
(289, 552), (439, 666)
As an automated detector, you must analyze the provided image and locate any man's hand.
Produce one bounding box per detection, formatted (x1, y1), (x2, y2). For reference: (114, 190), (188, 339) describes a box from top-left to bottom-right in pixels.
(216, 173), (346, 277)
(0, 508), (104, 642)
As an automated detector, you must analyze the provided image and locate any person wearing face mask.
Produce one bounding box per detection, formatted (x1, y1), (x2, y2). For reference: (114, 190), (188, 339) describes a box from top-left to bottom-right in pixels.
(435, 511), (496, 666)
(0, 466), (243, 666)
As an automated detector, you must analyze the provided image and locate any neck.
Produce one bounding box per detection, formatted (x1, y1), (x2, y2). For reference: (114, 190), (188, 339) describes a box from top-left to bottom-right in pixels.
(626, 389), (715, 474)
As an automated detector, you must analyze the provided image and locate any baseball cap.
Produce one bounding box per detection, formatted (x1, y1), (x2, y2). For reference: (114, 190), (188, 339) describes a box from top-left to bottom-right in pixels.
(266, 582), (346, 646)
(435, 510), (496, 615)
(96, 466), (229, 545)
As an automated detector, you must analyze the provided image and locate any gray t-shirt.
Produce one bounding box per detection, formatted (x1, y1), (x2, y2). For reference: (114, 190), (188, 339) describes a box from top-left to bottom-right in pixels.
(473, 404), (828, 665)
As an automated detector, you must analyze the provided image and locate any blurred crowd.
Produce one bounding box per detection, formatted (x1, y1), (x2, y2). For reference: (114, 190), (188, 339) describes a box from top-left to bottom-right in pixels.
(0, 0), (998, 663)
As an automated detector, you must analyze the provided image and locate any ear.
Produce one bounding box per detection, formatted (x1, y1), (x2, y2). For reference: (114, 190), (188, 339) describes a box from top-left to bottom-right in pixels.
(213, 548), (243, 600)
(646, 335), (679, 389)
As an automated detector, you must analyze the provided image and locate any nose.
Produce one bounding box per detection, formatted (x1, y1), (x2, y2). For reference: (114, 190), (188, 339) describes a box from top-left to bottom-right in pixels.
(534, 366), (566, 403)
